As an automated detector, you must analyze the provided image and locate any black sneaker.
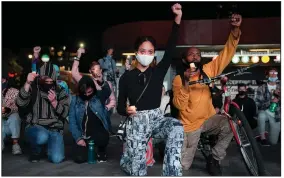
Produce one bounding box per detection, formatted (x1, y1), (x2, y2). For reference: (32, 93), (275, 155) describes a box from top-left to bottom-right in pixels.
(29, 154), (41, 163)
(206, 155), (222, 176)
(97, 153), (107, 163)
(260, 139), (271, 146)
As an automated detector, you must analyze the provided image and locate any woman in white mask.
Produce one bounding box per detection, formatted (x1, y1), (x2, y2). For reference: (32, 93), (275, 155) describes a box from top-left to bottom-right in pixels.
(117, 3), (184, 176)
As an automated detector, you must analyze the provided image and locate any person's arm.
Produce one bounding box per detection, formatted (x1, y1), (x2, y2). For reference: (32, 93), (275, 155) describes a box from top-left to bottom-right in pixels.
(255, 85), (270, 110)
(203, 28), (241, 77)
(16, 85), (32, 108)
(105, 81), (116, 110)
(172, 75), (190, 111)
(71, 48), (85, 83)
(51, 89), (70, 118)
(98, 58), (107, 70)
(69, 96), (83, 143)
(156, 4), (182, 77)
(117, 74), (128, 116)
(203, 14), (242, 77)
(71, 60), (83, 83)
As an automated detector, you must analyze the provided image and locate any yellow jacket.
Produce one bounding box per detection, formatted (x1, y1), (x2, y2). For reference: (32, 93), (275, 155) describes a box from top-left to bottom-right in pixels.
(172, 29), (241, 132)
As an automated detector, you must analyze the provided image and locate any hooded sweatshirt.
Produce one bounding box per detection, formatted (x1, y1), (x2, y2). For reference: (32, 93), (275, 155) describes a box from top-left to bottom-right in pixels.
(16, 62), (70, 133)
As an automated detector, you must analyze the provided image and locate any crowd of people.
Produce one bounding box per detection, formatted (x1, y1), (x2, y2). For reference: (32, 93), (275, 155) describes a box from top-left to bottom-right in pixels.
(2, 3), (281, 176)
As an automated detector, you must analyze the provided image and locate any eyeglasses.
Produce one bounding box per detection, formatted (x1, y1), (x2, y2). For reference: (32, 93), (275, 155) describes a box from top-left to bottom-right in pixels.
(269, 72), (278, 75)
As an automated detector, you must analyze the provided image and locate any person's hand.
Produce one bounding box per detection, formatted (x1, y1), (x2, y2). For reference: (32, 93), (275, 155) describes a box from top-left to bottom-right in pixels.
(77, 139), (86, 147)
(172, 3), (182, 16)
(126, 105), (137, 116)
(2, 107), (6, 115)
(48, 90), (56, 103)
(274, 89), (281, 97)
(26, 72), (39, 84)
(77, 48), (85, 59)
(271, 97), (279, 103)
(125, 60), (131, 70)
(231, 14), (242, 27)
(33, 46), (41, 59)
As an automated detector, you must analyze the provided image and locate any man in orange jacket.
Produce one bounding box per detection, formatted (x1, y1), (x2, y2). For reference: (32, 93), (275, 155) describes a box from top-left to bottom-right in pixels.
(172, 14), (242, 176)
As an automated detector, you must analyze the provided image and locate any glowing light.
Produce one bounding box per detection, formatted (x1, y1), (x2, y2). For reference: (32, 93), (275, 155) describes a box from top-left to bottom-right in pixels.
(251, 56), (260, 63)
(63, 46), (66, 50)
(50, 47), (54, 51)
(274, 55), (280, 63)
(41, 54), (50, 62)
(232, 56), (240, 64)
(261, 56), (270, 63)
(80, 43), (84, 48)
(241, 56), (249, 63)
(28, 54), (33, 59)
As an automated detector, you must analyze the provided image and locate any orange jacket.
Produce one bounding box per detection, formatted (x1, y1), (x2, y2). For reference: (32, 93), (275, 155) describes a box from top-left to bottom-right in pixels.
(172, 29), (241, 132)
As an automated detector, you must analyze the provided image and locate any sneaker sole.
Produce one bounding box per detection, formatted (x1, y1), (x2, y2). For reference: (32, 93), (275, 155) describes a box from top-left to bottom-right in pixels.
(98, 160), (107, 163)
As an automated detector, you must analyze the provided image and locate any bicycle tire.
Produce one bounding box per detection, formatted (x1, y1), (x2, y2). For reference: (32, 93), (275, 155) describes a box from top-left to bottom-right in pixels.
(230, 106), (271, 176)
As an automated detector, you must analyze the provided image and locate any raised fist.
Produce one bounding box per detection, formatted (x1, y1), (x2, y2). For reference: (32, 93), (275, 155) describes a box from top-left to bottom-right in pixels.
(231, 14), (242, 27)
(172, 3), (182, 16)
(26, 72), (39, 83)
(77, 47), (85, 59)
(33, 46), (41, 59)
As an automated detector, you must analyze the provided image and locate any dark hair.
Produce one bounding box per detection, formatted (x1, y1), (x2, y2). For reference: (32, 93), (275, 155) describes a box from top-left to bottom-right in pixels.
(238, 83), (247, 88)
(78, 76), (97, 95)
(89, 61), (100, 70)
(134, 36), (156, 51)
(265, 67), (278, 76)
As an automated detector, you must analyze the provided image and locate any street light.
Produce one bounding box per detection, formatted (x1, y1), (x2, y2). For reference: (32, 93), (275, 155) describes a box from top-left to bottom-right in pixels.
(63, 46), (66, 50)
(28, 54), (33, 59)
(80, 43), (84, 48)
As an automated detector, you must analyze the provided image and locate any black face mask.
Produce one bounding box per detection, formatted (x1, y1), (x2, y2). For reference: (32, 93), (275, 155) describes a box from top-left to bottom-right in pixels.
(238, 91), (247, 96)
(79, 93), (95, 101)
(41, 83), (55, 93)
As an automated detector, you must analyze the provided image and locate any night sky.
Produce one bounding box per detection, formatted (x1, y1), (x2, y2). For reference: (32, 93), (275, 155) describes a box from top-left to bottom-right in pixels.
(2, 1), (281, 72)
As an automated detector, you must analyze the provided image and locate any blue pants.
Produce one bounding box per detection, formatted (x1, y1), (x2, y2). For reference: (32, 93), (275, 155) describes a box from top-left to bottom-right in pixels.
(2, 113), (21, 150)
(25, 125), (64, 164)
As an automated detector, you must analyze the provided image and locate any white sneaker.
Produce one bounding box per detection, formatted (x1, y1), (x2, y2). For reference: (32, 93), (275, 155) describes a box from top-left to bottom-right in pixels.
(12, 143), (22, 155)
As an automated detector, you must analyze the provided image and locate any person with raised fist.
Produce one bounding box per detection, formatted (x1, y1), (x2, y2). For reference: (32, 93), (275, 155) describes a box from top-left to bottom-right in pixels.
(71, 48), (116, 162)
(16, 53), (70, 164)
(117, 3), (183, 176)
(172, 14), (242, 175)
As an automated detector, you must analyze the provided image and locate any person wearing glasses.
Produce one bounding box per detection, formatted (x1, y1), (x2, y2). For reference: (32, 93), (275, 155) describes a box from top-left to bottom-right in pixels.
(117, 4), (183, 176)
(255, 68), (281, 146)
(16, 47), (70, 163)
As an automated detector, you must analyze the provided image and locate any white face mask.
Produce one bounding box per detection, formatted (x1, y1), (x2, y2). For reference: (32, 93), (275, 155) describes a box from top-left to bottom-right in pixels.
(136, 54), (154, 67)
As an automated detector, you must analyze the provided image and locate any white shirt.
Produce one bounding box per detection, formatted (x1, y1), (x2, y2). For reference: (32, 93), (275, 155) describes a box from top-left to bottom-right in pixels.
(267, 83), (277, 93)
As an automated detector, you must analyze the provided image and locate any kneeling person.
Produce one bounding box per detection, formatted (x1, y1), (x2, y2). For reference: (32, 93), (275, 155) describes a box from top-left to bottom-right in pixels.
(69, 76), (110, 163)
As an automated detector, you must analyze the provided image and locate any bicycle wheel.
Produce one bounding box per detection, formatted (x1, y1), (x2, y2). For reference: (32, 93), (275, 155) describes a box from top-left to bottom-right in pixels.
(229, 106), (270, 176)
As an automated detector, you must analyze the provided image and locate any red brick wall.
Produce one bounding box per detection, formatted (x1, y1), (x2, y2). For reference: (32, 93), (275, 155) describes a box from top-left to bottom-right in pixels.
(103, 17), (280, 49)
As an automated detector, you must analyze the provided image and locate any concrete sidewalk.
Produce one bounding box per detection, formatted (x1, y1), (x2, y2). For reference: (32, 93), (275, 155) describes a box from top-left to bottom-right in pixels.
(2, 114), (281, 176)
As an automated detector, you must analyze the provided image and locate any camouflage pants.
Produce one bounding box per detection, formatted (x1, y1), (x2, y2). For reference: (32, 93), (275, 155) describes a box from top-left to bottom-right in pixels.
(120, 108), (184, 176)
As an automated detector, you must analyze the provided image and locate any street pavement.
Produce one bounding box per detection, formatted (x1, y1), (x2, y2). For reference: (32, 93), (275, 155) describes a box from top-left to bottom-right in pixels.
(2, 114), (281, 176)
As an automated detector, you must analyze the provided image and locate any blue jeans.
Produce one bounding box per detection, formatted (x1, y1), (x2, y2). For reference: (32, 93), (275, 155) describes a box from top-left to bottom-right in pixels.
(25, 125), (65, 164)
(2, 113), (21, 150)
